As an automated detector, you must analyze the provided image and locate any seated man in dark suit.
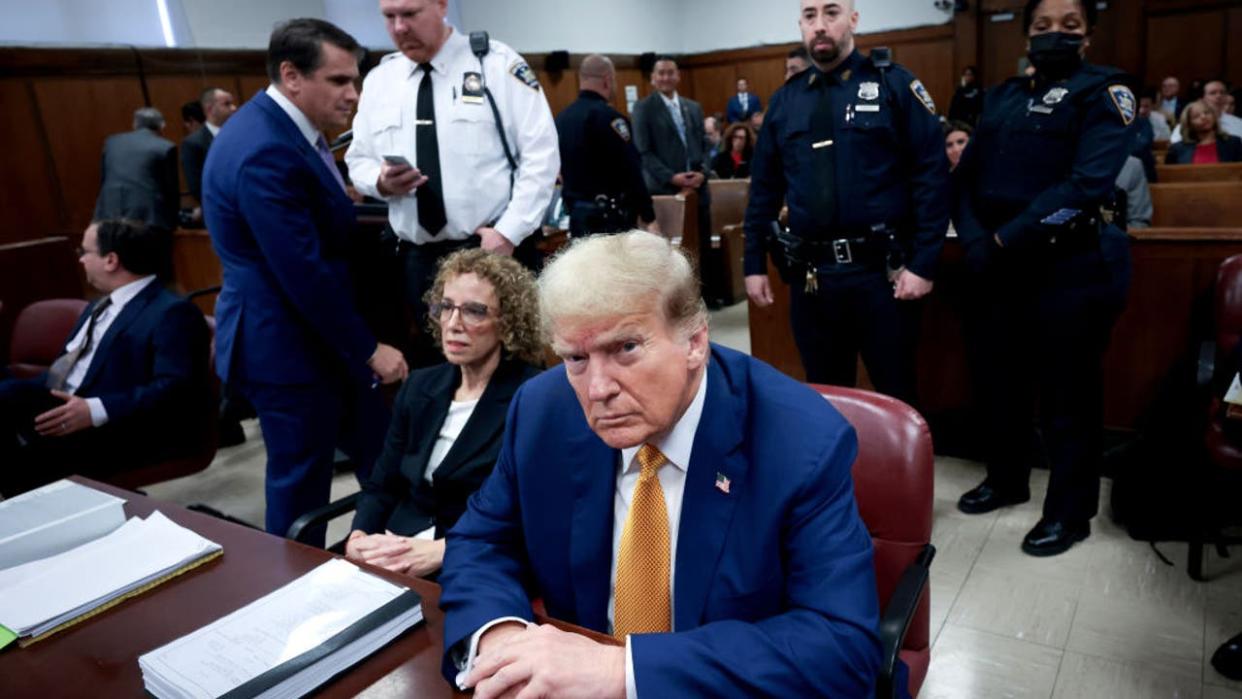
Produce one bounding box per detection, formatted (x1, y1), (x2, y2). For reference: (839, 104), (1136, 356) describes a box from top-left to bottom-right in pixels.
(0, 219), (211, 495)
(94, 108), (181, 233)
(441, 231), (881, 697)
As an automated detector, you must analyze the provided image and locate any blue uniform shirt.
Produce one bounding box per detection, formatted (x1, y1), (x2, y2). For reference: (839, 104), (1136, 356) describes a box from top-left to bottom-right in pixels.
(954, 63), (1139, 252)
(744, 49), (949, 279)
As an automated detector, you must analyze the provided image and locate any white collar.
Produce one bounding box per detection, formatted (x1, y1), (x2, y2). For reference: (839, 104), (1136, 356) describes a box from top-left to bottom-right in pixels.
(659, 91), (681, 110)
(265, 84), (321, 147)
(619, 366), (708, 477)
(104, 275), (157, 310)
(398, 25), (463, 79)
(204, 121), (221, 137)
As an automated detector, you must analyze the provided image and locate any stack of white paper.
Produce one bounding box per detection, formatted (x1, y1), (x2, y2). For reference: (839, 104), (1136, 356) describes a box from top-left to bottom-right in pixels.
(139, 558), (423, 699)
(0, 479), (126, 569)
(0, 511), (222, 640)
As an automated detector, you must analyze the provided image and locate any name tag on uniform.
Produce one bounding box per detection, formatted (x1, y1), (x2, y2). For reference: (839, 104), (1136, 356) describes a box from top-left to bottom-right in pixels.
(855, 104), (880, 113)
(461, 72), (484, 104)
(1029, 105), (1054, 115)
(812, 139), (834, 149)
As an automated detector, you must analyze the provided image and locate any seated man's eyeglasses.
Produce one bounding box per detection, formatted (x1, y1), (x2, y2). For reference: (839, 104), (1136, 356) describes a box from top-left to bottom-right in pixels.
(430, 300), (492, 326)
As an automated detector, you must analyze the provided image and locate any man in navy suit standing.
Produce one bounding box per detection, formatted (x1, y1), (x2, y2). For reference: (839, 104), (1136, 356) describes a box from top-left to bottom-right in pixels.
(0, 219), (210, 495)
(203, 19), (408, 544)
(726, 77), (763, 124)
(441, 231), (880, 697)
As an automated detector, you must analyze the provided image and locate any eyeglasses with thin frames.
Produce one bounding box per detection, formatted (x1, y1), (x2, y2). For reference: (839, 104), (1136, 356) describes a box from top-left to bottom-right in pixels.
(429, 300), (492, 326)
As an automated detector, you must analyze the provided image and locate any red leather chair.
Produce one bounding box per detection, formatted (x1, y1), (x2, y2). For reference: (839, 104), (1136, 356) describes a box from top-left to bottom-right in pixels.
(1194, 255), (1242, 580)
(812, 384), (935, 699)
(6, 299), (88, 378)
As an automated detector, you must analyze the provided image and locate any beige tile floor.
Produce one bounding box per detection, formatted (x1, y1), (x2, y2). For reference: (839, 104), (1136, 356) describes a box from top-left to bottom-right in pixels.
(143, 301), (1242, 698)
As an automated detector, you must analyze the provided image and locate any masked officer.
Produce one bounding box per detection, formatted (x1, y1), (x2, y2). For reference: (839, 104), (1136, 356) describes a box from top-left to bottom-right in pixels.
(953, 0), (1136, 557)
(555, 54), (659, 238)
(744, 0), (949, 404)
(346, 0), (559, 363)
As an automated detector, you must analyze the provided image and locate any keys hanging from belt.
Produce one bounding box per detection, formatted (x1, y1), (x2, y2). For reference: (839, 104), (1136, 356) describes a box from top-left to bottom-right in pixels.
(805, 267), (818, 294)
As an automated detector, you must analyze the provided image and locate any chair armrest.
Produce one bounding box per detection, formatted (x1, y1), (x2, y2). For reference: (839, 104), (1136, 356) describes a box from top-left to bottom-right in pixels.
(876, 544), (936, 699)
(1199, 340), (1217, 390)
(186, 285), (222, 302)
(286, 492), (362, 544)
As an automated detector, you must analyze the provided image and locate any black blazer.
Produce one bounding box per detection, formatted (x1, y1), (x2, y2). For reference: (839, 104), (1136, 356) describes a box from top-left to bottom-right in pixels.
(1165, 134), (1242, 164)
(352, 357), (542, 537)
(181, 125), (213, 202)
(711, 150), (751, 179)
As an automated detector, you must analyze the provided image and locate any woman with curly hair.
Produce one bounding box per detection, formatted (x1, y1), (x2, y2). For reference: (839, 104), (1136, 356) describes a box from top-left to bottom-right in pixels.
(711, 122), (755, 179)
(345, 249), (544, 578)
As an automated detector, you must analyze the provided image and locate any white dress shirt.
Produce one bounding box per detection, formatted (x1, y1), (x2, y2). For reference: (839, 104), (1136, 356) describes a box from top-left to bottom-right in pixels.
(346, 29), (560, 246)
(458, 368), (709, 699)
(63, 275), (157, 426)
(205, 121), (221, 138)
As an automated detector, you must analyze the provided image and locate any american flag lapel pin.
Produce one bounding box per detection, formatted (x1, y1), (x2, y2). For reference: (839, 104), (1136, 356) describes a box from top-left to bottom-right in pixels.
(715, 472), (731, 495)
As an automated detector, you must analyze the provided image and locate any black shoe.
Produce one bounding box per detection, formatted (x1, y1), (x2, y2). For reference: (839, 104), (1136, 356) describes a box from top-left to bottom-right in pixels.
(957, 482), (1030, 514)
(1212, 631), (1242, 681)
(1021, 518), (1090, 557)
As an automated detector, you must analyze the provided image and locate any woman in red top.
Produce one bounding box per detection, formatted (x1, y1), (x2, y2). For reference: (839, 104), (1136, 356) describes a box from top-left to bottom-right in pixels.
(711, 123), (755, 179)
(1165, 99), (1242, 164)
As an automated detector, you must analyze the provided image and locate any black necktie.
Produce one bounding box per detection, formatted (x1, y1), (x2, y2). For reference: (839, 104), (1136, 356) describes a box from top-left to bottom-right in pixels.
(46, 296), (112, 391)
(809, 83), (838, 236)
(417, 63), (447, 235)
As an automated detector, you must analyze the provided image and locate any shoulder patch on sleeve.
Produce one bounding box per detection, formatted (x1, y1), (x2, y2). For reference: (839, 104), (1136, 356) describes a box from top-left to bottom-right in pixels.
(610, 117), (631, 142)
(910, 79), (936, 115)
(1107, 84), (1136, 126)
(509, 60), (541, 91)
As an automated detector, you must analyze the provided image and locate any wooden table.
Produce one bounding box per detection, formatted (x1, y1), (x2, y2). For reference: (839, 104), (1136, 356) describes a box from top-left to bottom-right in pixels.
(0, 478), (462, 698)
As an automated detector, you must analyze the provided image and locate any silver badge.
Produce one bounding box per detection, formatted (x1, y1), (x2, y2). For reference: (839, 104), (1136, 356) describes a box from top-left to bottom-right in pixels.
(1043, 87), (1069, 105)
(858, 81), (880, 101)
(464, 74), (482, 92)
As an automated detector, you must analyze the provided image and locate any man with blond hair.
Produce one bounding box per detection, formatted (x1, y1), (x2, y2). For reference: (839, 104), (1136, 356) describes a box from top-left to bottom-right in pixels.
(439, 230), (881, 697)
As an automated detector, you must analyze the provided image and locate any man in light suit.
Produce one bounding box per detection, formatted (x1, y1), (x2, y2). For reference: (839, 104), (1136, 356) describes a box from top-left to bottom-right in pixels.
(94, 108), (180, 233)
(441, 231), (881, 698)
(631, 57), (720, 306)
(0, 219), (210, 495)
(181, 86), (237, 212)
(726, 77), (763, 124)
(203, 18), (408, 544)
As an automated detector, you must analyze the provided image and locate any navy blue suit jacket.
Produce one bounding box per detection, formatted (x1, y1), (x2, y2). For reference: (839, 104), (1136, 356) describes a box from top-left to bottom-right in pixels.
(203, 91), (375, 386)
(726, 92), (763, 124)
(439, 344), (881, 696)
(63, 282), (209, 455)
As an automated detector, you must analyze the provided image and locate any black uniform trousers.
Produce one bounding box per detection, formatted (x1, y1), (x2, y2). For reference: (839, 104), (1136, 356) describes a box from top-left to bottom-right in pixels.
(964, 238), (1129, 524)
(789, 265), (921, 406)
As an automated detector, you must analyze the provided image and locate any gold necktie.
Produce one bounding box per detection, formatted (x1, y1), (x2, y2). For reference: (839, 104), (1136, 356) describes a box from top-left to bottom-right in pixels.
(614, 443), (671, 638)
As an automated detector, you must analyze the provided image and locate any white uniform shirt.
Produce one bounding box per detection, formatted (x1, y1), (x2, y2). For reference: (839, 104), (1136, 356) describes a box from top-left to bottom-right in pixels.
(346, 28), (559, 246)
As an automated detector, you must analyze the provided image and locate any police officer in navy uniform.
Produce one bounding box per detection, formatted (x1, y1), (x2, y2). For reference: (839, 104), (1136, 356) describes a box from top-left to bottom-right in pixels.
(744, 0), (949, 405)
(555, 54), (659, 238)
(954, 0), (1137, 557)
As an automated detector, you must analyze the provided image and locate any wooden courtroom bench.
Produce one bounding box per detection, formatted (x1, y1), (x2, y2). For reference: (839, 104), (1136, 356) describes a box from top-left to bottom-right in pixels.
(707, 179), (750, 304)
(1156, 162), (1242, 184)
(1149, 182), (1242, 228)
(652, 192), (701, 266)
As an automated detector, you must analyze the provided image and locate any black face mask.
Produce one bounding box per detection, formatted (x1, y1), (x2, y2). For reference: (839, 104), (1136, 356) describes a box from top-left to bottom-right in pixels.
(1028, 32), (1084, 78)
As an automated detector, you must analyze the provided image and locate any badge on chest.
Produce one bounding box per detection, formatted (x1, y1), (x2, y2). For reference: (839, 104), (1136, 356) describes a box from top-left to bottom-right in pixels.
(461, 71), (484, 104)
(856, 81), (881, 112)
(1030, 86), (1069, 115)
